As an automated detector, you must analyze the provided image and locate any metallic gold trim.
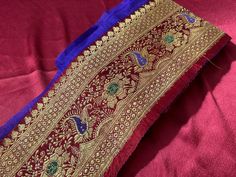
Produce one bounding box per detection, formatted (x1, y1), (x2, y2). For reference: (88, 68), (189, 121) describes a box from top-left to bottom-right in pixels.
(74, 26), (224, 177)
(0, 0), (226, 176)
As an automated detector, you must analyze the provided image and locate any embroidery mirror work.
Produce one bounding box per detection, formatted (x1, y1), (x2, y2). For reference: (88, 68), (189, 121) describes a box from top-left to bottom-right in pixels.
(0, 0), (225, 176)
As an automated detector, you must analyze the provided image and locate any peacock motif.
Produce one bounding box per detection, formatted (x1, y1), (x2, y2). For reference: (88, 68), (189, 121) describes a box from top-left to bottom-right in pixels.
(127, 46), (156, 72)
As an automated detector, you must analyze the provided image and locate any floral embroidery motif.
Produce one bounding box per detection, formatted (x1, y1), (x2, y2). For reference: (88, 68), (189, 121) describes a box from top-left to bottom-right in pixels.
(40, 147), (71, 177)
(103, 74), (133, 108)
(46, 160), (58, 176)
(107, 83), (120, 95)
(162, 29), (188, 51)
(164, 34), (174, 43)
(1, 2), (223, 176)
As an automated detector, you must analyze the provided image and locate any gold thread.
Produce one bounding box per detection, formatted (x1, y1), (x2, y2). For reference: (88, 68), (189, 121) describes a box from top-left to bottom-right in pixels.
(0, 0), (226, 176)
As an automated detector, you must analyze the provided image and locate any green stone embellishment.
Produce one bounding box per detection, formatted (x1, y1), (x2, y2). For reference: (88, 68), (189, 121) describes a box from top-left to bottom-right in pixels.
(46, 160), (59, 176)
(107, 83), (119, 95)
(164, 35), (174, 43)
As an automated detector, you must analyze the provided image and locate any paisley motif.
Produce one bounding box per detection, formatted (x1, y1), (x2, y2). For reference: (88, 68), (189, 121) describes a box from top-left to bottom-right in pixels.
(70, 116), (87, 134)
(181, 13), (196, 23)
(178, 12), (202, 28)
(0, 1), (226, 176)
(126, 46), (156, 73)
(131, 51), (148, 67)
(63, 106), (94, 144)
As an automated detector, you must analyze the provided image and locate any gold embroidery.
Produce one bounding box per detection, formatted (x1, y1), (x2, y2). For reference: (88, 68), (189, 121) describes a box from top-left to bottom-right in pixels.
(0, 0), (226, 176)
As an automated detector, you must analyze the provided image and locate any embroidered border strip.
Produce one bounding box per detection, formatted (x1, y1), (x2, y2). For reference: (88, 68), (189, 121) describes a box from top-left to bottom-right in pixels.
(0, 0), (227, 176)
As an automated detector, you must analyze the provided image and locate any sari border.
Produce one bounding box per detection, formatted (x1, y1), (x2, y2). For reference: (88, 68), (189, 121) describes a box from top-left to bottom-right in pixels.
(71, 26), (228, 177)
(0, 0), (177, 154)
(104, 33), (230, 177)
(0, 1), (178, 176)
(0, 0), (161, 151)
(0, 0), (150, 140)
(0, 0), (231, 176)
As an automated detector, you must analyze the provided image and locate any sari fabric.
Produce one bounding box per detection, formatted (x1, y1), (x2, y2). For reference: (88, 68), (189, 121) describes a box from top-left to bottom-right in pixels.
(0, 0), (234, 177)
(119, 0), (236, 176)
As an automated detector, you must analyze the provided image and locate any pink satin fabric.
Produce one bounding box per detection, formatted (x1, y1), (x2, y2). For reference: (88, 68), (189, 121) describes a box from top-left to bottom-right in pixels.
(0, 1), (236, 177)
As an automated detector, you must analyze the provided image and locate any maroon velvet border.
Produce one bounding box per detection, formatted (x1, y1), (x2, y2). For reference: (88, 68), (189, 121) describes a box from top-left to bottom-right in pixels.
(104, 34), (231, 177)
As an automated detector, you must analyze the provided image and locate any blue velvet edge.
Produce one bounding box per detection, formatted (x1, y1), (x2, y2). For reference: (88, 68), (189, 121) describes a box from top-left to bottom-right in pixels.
(0, 0), (149, 140)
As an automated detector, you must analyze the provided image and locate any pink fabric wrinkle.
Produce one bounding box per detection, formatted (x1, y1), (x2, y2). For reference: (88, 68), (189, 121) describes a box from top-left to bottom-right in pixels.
(56, 13), (74, 46)
(100, 0), (108, 12)
(0, 69), (56, 124)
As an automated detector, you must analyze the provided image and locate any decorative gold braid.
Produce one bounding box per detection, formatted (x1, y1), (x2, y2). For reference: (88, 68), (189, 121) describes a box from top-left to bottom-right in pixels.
(0, 0), (226, 176)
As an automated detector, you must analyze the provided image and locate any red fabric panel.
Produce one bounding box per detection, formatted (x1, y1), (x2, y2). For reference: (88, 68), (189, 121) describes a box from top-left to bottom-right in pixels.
(118, 0), (236, 176)
(0, 0), (121, 124)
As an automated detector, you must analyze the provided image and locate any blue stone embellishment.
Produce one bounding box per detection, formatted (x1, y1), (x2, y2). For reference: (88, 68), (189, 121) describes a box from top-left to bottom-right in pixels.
(181, 13), (196, 23)
(132, 51), (148, 67)
(71, 116), (87, 134)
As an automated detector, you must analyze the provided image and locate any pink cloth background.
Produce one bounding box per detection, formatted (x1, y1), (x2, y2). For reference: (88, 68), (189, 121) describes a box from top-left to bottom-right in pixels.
(0, 0), (236, 176)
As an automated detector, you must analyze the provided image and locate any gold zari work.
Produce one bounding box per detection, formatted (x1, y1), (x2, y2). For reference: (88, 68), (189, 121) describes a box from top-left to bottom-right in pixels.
(0, 0), (225, 176)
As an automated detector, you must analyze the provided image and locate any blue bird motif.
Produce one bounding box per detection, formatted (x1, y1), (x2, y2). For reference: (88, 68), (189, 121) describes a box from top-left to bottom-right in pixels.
(131, 51), (148, 67)
(127, 46), (156, 72)
(180, 13), (196, 24)
(70, 115), (87, 134)
(66, 107), (91, 136)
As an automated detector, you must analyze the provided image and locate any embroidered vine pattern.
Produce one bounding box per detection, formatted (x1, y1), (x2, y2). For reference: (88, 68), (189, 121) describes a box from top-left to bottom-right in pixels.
(13, 9), (204, 176)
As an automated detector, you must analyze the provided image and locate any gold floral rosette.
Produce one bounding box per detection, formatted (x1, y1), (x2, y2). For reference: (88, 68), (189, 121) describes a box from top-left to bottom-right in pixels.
(0, 0), (230, 176)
